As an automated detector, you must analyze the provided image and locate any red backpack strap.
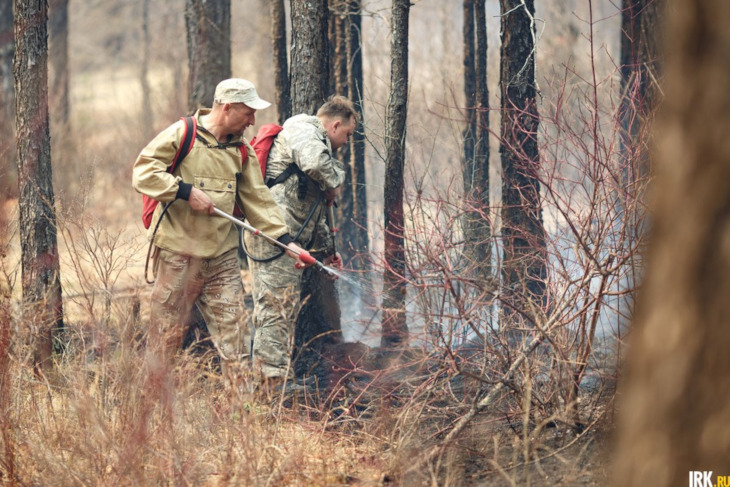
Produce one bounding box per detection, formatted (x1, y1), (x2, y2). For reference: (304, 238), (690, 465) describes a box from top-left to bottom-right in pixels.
(170, 116), (197, 172)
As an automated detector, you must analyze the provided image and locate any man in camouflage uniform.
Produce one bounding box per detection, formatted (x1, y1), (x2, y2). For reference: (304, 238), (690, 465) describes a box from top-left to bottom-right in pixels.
(245, 96), (358, 383)
(132, 78), (311, 372)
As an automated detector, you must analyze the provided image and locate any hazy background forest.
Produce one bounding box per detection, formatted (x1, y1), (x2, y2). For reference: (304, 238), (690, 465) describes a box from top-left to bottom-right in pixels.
(5, 0), (707, 485)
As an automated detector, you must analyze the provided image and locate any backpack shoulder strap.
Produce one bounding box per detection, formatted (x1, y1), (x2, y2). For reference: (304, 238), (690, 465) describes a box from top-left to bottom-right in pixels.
(169, 116), (197, 172)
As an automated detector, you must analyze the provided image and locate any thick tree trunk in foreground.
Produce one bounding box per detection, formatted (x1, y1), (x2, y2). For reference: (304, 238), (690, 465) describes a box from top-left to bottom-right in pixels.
(381, 0), (410, 348)
(185, 0), (231, 111)
(614, 1), (730, 484)
(14, 0), (64, 373)
(499, 0), (547, 326)
(270, 0), (290, 124)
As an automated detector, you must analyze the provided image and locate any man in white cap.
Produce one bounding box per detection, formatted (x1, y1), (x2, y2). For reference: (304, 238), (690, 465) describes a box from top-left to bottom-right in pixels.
(133, 78), (312, 378)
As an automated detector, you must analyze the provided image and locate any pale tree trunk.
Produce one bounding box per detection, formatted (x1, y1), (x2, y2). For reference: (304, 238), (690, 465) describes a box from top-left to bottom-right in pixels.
(499, 0), (547, 326)
(185, 0), (231, 111)
(0, 0), (15, 204)
(614, 1), (730, 484)
(381, 0), (410, 348)
(290, 0), (329, 115)
(48, 0), (68, 128)
(140, 0), (153, 137)
(270, 0), (290, 124)
(14, 0), (64, 374)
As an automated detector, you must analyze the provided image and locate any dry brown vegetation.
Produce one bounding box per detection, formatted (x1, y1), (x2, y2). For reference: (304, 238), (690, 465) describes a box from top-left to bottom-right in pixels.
(0, 1), (633, 485)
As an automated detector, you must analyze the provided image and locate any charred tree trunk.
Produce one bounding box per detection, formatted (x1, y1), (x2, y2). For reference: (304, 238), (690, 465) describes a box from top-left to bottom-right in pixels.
(620, 0), (663, 200)
(270, 0), (290, 124)
(14, 0), (64, 373)
(381, 0), (410, 348)
(499, 0), (546, 326)
(462, 0), (491, 280)
(185, 0), (231, 111)
(614, 1), (730, 484)
(346, 0), (370, 273)
(290, 0), (341, 376)
(290, 0), (329, 115)
(0, 0), (15, 204)
(328, 0), (356, 271)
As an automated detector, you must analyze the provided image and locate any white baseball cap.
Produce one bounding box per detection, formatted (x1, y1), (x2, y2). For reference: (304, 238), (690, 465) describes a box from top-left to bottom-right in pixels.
(213, 78), (271, 110)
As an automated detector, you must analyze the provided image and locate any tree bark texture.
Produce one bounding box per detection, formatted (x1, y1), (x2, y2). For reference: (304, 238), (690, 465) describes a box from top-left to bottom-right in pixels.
(346, 0), (369, 271)
(290, 0), (329, 116)
(620, 0), (663, 183)
(270, 0), (290, 124)
(290, 0), (341, 373)
(185, 0), (231, 112)
(47, 0), (68, 128)
(614, 1), (730, 484)
(381, 0), (410, 348)
(14, 0), (64, 372)
(499, 0), (547, 320)
(462, 0), (491, 279)
(0, 0), (15, 202)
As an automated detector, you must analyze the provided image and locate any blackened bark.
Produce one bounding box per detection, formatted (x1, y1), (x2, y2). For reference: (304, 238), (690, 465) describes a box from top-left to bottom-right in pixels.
(462, 0), (491, 280)
(185, 0), (231, 111)
(47, 0), (68, 128)
(270, 0), (290, 124)
(619, 0), (663, 229)
(290, 0), (329, 115)
(463, 0), (476, 170)
(14, 0), (64, 373)
(499, 0), (546, 323)
(381, 0), (410, 348)
(0, 0), (15, 203)
(615, 1), (730, 483)
(290, 0), (342, 373)
(346, 0), (369, 271)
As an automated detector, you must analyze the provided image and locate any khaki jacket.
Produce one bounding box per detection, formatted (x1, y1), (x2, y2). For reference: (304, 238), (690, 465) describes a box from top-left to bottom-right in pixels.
(263, 114), (346, 254)
(132, 109), (290, 259)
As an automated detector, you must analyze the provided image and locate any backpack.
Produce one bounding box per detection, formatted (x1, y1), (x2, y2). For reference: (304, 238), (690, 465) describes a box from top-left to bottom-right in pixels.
(250, 123), (306, 194)
(141, 116), (247, 229)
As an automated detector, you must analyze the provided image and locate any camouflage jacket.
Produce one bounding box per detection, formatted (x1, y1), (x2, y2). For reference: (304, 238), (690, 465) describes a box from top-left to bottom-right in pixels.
(264, 114), (346, 254)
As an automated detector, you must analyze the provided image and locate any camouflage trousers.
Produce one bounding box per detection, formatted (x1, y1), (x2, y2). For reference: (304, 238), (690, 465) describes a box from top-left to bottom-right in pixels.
(148, 247), (249, 364)
(245, 234), (303, 379)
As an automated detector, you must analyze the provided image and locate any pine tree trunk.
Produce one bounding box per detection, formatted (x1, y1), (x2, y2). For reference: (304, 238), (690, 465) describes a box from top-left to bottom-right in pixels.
(381, 0), (410, 348)
(346, 0), (369, 272)
(615, 1), (730, 483)
(290, 0), (342, 375)
(462, 0), (491, 281)
(290, 0), (329, 115)
(14, 0), (64, 373)
(499, 0), (546, 326)
(270, 0), (290, 124)
(185, 0), (231, 111)
(0, 0), (15, 203)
